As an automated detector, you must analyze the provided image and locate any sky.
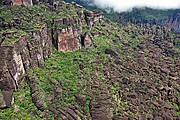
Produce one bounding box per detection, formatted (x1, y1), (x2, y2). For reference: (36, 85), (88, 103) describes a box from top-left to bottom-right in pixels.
(92, 0), (180, 12)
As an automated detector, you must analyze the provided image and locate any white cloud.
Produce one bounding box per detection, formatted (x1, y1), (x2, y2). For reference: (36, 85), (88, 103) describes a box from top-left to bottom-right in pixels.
(92, 0), (180, 12)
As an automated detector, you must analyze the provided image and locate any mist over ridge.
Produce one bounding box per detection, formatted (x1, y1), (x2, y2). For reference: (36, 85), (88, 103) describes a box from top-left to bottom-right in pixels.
(91, 0), (180, 12)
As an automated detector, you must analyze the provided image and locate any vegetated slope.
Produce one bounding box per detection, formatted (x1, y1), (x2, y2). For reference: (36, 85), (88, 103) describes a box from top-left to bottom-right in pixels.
(0, 2), (180, 120)
(118, 7), (180, 23)
(64, 0), (120, 20)
(30, 21), (180, 120)
(65, 0), (180, 32)
(118, 8), (180, 32)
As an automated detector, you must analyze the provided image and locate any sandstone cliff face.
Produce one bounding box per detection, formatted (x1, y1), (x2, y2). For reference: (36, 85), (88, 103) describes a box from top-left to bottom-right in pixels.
(0, 1), (180, 120)
(0, 1), (104, 108)
(56, 27), (81, 52)
(11, 0), (33, 6)
(52, 2), (103, 52)
(0, 25), (52, 108)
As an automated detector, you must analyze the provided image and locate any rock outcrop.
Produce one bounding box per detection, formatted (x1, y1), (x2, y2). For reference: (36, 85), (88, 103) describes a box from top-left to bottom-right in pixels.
(52, 2), (103, 52)
(55, 27), (81, 52)
(0, 90), (13, 108)
(26, 75), (46, 111)
(0, 25), (51, 90)
(0, 25), (52, 108)
(81, 32), (92, 47)
(0, 1), (180, 120)
(2, 0), (33, 6)
(0, 1), (104, 109)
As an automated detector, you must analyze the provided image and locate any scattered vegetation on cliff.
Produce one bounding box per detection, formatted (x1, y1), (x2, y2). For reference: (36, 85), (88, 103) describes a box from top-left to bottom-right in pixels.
(65, 0), (180, 32)
(0, 29), (27, 46)
(0, 1), (180, 120)
(0, 79), (43, 120)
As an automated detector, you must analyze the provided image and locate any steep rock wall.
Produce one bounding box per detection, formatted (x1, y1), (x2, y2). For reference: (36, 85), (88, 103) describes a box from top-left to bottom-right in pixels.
(0, 26), (52, 91)
(0, 1), (104, 108)
(55, 27), (81, 52)
(0, 25), (52, 108)
(52, 2), (103, 52)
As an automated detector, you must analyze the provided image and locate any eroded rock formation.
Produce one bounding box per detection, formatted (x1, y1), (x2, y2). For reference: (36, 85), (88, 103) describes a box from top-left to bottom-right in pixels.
(0, 1), (104, 108)
(0, 1), (180, 120)
(0, 25), (52, 108)
(81, 32), (92, 47)
(52, 3), (103, 52)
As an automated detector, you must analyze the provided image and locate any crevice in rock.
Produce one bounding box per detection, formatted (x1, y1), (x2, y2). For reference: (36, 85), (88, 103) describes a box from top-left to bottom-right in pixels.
(8, 69), (18, 91)
(51, 19), (57, 49)
(0, 37), (5, 46)
(19, 51), (27, 72)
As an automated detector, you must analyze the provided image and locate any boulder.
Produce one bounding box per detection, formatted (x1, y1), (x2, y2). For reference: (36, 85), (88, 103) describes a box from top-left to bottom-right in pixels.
(0, 92), (6, 108)
(0, 90), (13, 108)
(75, 94), (86, 106)
(105, 48), (118, 57)
(81, 33), (92, 47)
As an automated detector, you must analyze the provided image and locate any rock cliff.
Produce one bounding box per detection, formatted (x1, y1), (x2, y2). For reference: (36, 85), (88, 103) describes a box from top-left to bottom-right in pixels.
(0, 0), (103, 108)
(0, 1), (179, 120)
(52, 2), (103, 52)
(0, 25), (52, 108)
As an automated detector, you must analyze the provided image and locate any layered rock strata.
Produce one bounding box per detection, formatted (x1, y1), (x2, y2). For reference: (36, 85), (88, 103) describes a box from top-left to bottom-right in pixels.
(0, 1), (104, 108)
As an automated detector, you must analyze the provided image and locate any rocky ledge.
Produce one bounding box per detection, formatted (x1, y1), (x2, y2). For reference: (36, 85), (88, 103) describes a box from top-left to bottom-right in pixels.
(0, 1), (103, 109)
(0, 1), (179, 120)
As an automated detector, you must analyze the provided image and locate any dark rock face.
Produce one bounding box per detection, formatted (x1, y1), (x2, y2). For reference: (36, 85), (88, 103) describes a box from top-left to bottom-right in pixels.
(0, 39), (26, 91)
(0, 1), (104, 109)
(90, 94), (114, 120)
(75, 94), (86, 106)
(0, 25), (52, 108)
(2, 90), (13, 108)
(0, 90), (13, 108)
(0, 25), (51, 91)
(84, 10), (104, 27)
(105, 48), (118, 57)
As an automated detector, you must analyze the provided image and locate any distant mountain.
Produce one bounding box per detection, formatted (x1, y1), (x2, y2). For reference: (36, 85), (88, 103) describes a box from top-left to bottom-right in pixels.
(118, 8), (180, 32)
(65, 0), (180, 32)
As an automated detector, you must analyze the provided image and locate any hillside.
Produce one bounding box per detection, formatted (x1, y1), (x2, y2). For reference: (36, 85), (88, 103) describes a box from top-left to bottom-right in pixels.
(64, 0), (180, 32)
(118, 8), (180, 32)
(0, 0), (180, 120)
